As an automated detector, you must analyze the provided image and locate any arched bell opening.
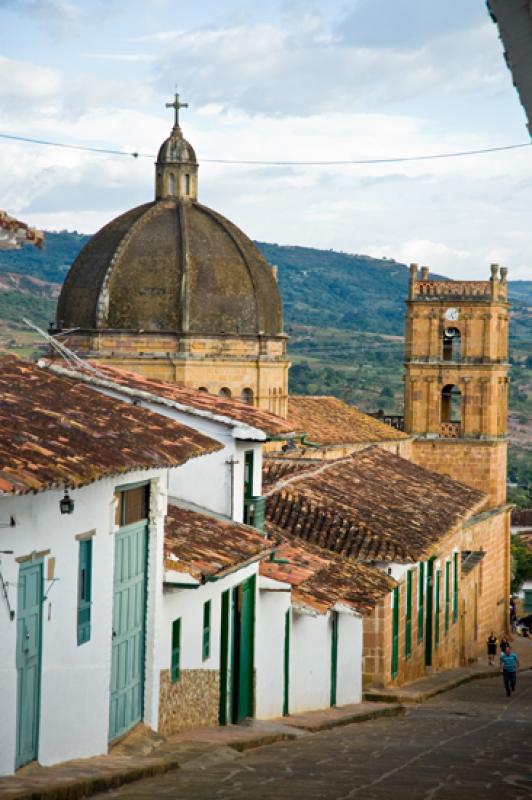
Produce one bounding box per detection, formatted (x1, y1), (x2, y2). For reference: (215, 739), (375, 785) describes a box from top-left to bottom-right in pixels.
(441, 384), (462, 438)
(442, 327), (461, 362)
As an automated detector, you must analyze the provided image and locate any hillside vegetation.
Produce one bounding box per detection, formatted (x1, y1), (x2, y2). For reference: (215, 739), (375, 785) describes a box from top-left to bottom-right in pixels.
(0, 230), (530, 501)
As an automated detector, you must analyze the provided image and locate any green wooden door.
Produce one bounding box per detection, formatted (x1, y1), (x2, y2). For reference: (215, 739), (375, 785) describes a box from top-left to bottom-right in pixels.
(391, 586), (399, 678)
(109, 522), (147, 741)
(425, 558), (435, 667)
(231, 575), (255, 723)
(16, 561), (43, 769)
(330, 611), (339, 706)
(219, 590), (230, 725)
(283, 609), (290, 716)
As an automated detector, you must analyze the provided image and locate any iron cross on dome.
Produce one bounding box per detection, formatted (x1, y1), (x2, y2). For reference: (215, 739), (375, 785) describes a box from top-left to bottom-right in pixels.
(166, 93), (188, 129)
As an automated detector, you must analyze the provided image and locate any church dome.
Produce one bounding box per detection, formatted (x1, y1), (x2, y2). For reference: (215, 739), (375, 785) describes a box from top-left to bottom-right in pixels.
(57, 95), (283, 338)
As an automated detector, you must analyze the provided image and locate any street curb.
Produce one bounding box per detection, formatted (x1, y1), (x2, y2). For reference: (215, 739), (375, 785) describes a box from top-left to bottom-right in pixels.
(284, 703), (405, 733)
(0, 704), (404, 800)
(364, 665), (532, 705)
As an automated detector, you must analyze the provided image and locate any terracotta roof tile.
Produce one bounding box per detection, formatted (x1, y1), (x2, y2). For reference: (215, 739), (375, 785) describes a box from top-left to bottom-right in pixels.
(262, 459), (320, 493)
(0, 356), (221, 494)
(164, 504), (273, 580)
(47, 361), (295, 438)
(265, 447), (486, 563)
(260, 540), (394, 615)
(287, 396), (407, 446)
(512, 509), (532, 527)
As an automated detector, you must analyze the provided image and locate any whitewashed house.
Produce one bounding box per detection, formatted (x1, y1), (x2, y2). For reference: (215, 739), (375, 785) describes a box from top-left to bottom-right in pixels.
(45, 361), (295, 527)
(258, 542), (393, 717)
(0, 356), (219, 775)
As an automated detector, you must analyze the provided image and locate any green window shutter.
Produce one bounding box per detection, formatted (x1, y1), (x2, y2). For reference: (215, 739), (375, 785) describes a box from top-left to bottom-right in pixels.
(171, 618), (181, 682)
(445, 561), (450, 634)
(77, 538), (92, 646)
(391, 586), (399, 678)
(453, 552), (459, 623)
(202, 601), (211, 661)
(435, 570), (441, 647)
(405, 570), (412, 658)
(417, 562), (424, 643)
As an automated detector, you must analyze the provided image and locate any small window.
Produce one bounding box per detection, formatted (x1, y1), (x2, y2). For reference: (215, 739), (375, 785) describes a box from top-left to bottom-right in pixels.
(202, 600), (211, 661)
(185, 174), (190, 195)
(168, 173), (175, 194)
(197, 386), (208, 393)
(77, 539), (92, 645)
(171, 618), (181, 682)
(241, 387), (254, 405)
(115, 484), (149, 526)
(218, 387), (231, 398)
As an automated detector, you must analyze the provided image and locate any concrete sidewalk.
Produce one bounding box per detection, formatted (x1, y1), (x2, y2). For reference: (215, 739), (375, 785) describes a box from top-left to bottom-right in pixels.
(365, 635), (532, 704)
(3, 638), (530, 800)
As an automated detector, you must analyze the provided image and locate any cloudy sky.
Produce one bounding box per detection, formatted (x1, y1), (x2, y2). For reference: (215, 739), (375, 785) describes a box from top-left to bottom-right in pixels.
(1, 0), (531, 279)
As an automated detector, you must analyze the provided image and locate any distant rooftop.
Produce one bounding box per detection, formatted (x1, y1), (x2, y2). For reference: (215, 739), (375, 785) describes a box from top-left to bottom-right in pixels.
(287, 396), (407, 448)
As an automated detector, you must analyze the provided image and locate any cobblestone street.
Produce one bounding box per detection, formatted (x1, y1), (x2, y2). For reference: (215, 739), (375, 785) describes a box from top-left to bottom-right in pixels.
(94, 671), (532, 800)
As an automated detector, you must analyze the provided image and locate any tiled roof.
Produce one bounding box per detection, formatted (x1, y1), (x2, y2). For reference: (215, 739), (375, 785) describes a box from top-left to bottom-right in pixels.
(260, 540), (394, 615)
(287, 396), (407, 446)
(515, 531), (532, 551)
(512, 509), (532, 527)
(0, 210), (44, 250)
(265, 447), (486, 563)
(0, 356), (221, 495)
(262, 458), (320, 493)
(164, 504), (273, 580)
(47, 361), (294, 439)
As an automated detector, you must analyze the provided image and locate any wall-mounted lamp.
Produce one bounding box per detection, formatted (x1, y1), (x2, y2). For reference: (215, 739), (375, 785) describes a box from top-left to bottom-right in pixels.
(60, 491), (75, 515)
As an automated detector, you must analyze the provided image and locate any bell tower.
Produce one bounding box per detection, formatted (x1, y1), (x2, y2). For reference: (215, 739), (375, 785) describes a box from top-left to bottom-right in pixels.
(404, 264), (509, 508)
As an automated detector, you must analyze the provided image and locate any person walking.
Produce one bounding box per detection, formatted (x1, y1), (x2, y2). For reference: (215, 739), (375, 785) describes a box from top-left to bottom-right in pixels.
(500, 644), (519, 697)
(500, 634), (509, 653)
(487, 632), (497, 666)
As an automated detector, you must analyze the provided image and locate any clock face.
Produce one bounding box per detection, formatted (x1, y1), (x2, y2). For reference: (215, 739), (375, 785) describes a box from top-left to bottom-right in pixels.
(445, 307), (459, 321)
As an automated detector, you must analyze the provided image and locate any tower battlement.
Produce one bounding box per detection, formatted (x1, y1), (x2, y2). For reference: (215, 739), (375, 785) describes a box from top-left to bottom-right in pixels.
(408, 264), (508, 302)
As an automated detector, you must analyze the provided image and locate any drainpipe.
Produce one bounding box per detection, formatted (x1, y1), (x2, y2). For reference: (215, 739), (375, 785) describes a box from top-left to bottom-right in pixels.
(225, 457), (239, 520)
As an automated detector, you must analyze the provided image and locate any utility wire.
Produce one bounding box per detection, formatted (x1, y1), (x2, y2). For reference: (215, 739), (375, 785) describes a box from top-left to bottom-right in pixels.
(0, 131), (531, 166)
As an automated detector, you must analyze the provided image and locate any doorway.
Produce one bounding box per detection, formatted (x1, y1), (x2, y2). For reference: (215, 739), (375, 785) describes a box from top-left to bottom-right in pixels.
(16, 560), (43, 769)
(230, 575), (255, 723)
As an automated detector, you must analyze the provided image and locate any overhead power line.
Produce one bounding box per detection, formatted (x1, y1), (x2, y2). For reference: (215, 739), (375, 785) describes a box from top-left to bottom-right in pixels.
(0, 131), (531, 166)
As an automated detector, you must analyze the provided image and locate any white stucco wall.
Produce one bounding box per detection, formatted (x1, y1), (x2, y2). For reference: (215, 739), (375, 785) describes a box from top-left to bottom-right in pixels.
(158, 563), (259, 674)
(255, 584), (291, 719)
(94, 387), (264, 523)
(335, 612), (363, 707)
(289, 612), (331, 714)
(0, 468), (167, 776)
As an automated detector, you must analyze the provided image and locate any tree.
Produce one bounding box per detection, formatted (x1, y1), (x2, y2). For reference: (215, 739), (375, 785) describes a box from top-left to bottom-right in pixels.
(510, 538), (532, 594)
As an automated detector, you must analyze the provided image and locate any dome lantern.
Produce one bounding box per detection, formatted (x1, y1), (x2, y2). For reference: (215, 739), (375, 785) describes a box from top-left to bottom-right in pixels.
(155, 93), (198, 202)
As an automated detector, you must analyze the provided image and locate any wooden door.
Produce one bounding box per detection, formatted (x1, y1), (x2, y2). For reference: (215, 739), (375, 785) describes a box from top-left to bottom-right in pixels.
(330, 610), (339, 706)
(16, 561), (43, 769)
(425, 558), (435, 667)
(231, 575), (255, 723)
(109, 522), (147, 741)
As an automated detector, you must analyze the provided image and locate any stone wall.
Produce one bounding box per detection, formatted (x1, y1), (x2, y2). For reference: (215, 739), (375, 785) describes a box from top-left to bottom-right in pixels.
(158, 669), (220, 735)
(411, 439), (507, 508)
(363, 507), (509, 688)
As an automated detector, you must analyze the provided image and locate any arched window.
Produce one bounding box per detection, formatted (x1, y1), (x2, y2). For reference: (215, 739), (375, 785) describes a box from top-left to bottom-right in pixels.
(168, 173), (175, 194)
(184, 174), (190, 195)
(197, 386), (208, 393)
(442, 328), (461, 362)
(441, 384), (461, 423)
(241, 387), (254, 405)
(218, 387), (231, 398)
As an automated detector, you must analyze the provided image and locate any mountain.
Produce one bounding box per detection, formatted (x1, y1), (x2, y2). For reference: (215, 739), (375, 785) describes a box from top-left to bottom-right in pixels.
(0, 231), (529, 341)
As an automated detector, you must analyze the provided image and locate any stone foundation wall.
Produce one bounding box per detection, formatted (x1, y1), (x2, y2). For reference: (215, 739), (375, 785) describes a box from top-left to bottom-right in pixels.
(159, 669), (220, 735)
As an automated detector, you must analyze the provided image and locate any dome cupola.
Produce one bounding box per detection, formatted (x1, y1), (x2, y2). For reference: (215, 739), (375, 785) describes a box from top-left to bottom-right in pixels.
(155, 93), (198, 201)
